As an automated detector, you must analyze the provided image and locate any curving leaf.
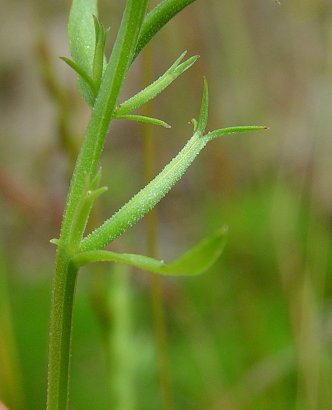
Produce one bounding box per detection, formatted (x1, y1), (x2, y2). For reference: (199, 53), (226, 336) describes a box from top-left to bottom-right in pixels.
(74, 227), (228, 276)
(114, 114), (171, 128)
(133, 0), (197, 60)
(115, 52), (198, 116)
(68, 0), (98, 105)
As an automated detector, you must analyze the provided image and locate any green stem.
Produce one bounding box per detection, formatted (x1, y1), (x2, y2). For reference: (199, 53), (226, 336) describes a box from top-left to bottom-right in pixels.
(47, 249), (78, 410)
(60, 0), (148, 246)
(47, 2), (148, 408)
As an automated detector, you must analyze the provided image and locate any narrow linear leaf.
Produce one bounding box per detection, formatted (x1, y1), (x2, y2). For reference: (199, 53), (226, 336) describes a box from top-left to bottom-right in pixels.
(114, 114), (171, 128)
(92, 16), (108, 94)
(206, 125), (268, 141)
(65, 168), (109, 246)
(90, 166), (103, 190)
(93, 13), (100, 41)
(134, 0), (197, 60)
(70, 186), (108, 245)
(74, 227), (227, 276)
(190, 118), (198, 132)
(60, 57), (96, 99)
(169, 50), (188, 69)
(116, 53), (198, 116)
(196, 77), (208, 134)
(68, 0), (98, 105)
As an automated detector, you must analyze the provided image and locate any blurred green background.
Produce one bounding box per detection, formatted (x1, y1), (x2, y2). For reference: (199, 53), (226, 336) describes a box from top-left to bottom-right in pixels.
(1, 0), (332, 409)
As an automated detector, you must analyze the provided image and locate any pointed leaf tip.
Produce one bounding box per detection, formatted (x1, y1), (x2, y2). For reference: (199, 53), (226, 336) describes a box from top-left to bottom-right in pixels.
(206, 125), (268, 141)
(116, 52), (198, 117)
(114, 114), (171, 129)
(190, 118), (198, 132)
(197, 78), (209, 135)
(174, 55), (199, 76)
(93, 14), (100, 37)
(75, 228), (227, 276)
(60, 56), (96, 101)
(171, 50), (188, 70)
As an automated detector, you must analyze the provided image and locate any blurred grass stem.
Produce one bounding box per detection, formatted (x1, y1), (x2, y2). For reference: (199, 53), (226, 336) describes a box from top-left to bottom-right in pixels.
(142, 45), (174, 410)
(0, 247), (26, 410)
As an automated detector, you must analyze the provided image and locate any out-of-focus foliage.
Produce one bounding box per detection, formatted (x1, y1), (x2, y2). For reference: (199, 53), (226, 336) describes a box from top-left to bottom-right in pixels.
(1, 0), (332, 409)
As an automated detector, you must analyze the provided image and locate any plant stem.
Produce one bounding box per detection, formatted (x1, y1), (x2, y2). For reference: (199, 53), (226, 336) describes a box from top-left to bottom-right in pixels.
(47, 249), (78, 410)
(60, 0), (148, 245)
(47, 2), (148, 408)
(142, 46), (173, 410)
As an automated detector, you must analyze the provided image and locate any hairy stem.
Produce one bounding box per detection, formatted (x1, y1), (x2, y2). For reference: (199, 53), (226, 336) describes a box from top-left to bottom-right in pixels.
(60, 0), (148, 246)
(47, 1), (148, 408)
(47, 250), (78, 410)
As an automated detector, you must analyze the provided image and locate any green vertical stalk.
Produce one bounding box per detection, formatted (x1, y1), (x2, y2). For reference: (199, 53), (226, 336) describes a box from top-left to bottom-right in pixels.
(47, 251), (78, 410)
(47, 1), (148, 408)
(60, 0), (148, 245)
(142, 46), (173, 410)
